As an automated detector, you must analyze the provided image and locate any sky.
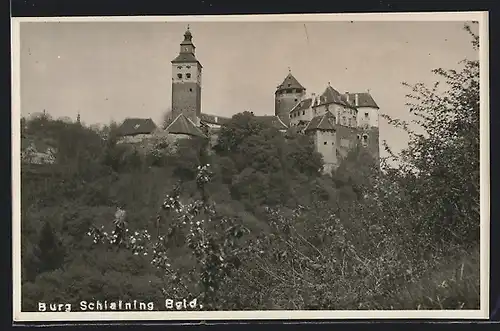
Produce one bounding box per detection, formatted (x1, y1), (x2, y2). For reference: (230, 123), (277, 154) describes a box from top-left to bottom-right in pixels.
(18, 19), (479, 155)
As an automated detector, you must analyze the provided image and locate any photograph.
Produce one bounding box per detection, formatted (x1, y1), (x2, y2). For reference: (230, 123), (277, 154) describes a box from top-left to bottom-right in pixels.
(11, 12), (489, 321)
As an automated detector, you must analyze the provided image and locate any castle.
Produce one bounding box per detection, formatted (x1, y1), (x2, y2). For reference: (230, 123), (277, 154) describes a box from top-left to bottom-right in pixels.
(118, 26), (380, 174)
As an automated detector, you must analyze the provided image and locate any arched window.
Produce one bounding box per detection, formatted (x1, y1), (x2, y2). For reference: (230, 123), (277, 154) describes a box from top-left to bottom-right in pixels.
(177, 73), (182, 79)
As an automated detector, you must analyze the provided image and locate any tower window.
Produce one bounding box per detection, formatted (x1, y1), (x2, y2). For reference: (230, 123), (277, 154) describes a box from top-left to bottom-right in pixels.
(295, 99), (298, 102)
(177, 66), (182, 69)
(324, 142), (327, 145)
(365, 112), (369, 118)
(302, 111), (305, 115)
(186, 73), (191, 79)
(186, 65), (191, 69)
(189, 88), (193, 92)
(177, 73), (182, 79)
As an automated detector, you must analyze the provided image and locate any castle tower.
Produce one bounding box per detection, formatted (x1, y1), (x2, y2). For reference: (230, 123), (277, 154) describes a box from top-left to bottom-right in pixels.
(351, 91), (380, 162)
(171, 25), (202, 124)
(275, 69), (306, 125)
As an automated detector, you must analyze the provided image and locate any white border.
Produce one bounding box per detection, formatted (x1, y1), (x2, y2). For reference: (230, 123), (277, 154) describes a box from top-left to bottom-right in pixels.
(11, 11), (490, 322)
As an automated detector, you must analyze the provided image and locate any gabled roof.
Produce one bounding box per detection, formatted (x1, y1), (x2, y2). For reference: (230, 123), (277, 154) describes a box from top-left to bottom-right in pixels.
(165, 113), (207, 138)
(118, 118), (158, 136)
(348, 92), (379, 109)
(199, 113), (231, 125)
(256, 115), (289, 130)
(290, 98), (312, 113)
(276, 73), (305, 91)
(317, 85), (349, 107)
(304, 111), (336, 132)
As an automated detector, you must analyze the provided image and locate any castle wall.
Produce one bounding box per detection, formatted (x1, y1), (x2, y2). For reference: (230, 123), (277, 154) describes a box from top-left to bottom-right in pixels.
(118, 134), (154, 144)
(172, 83), (201, 122)
(356, 106), (379, 129)
(290, 104), (314, 126)
(335, 125), (359, 160)
(312, 130), (337, 174)
(275, 90), (304, 125)
(358, 127), (380, 162)
(313, 104), (357, 127)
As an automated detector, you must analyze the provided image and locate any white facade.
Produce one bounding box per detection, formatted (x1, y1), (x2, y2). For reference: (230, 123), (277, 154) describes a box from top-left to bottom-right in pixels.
(172, 63), (202, 84)
(356, 106), (379, 129)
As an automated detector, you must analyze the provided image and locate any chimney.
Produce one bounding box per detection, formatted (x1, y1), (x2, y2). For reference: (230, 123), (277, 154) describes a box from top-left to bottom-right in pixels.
(345, 92), (350, 103)
(214, 116), (218, 123)
(355, 93), (359, 106)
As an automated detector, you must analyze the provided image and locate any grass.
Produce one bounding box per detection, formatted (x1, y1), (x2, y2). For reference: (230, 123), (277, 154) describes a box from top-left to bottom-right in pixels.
(374, 247), (480, 310)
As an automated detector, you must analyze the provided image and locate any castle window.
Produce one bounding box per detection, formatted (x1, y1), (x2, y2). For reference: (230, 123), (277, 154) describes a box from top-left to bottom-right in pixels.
(365, 112), (369, 118)
(332, 142), (334, 145)
(288, 83), (291, 87)
(177, 66), (182, 69)
(302, 111), (305, 115)
(324, 142), (327, 145)
(186, 65), (191, 69)
(189, 88), (193, 92)
(177, 73), (182, 79)
(186, 73), (191, 79)
(295, 99), (298, 102)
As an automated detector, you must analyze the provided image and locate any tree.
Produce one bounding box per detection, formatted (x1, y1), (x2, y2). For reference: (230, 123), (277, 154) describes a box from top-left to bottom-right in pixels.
(88, 164), (251, 309)
(34, 221), (66, 275)
(381, 22), (480, 247)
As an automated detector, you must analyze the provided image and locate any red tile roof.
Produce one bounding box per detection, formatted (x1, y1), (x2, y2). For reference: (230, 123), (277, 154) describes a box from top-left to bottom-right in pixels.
(165, 113), (207, 138)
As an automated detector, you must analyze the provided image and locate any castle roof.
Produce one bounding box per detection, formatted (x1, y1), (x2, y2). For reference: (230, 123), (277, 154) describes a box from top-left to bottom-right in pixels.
(118, 118), (158, 136)
(317, 85), (355, 108)
(165, 113), (207, 138)
(304, 111), (336, 132)
(171, 26), (202, 67)
(256, 115), (289, 131)
(171, 53), (201, 66)
(290, 98), (313, 113)
(276, 73), (306, 91)
(200, 113), (231, 125)
(348, 92), (379, 109)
